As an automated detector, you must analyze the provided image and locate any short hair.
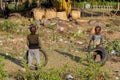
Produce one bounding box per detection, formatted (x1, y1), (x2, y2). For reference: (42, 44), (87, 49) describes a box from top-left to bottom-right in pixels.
(29, 24), (37, 31)
(95, 26), (101, 31)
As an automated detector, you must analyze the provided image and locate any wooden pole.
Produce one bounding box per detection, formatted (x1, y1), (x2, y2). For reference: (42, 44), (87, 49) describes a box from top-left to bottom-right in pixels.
(118, 0), (119, 10)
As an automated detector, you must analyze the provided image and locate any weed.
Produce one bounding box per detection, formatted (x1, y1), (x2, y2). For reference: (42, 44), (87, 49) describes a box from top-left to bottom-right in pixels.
(78, 62), (111, 80)
(105, 39), (120, 56)
(49, 24), (57, 41)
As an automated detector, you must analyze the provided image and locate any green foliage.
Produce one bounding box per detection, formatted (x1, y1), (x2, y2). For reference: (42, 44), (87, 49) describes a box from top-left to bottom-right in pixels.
(0, 56), (8, 80)
(7, 4), (26, 11)
(105, 39), (120, 56)
(7, 4), (16, 11)
(77, 60), (111, 80)
(112, 40), (120, 56)
(79, 63), (102, 80)
(16, 59), (111, 80)
(0, 20), (18, 33)
(16, 4), (26, 11)
(49, 24), (58, 41)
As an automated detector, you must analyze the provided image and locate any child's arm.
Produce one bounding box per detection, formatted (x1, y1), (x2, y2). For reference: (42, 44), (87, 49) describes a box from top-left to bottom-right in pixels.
(38, 35), (41, 49)
(99, 34), (104, 46)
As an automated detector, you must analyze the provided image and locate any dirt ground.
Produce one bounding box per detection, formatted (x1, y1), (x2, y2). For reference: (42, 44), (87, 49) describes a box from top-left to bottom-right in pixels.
(1, 16), (120, 80)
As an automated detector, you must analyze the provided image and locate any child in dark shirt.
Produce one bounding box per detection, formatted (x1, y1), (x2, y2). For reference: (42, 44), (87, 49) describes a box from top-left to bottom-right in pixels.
(27, 25), (41, 68)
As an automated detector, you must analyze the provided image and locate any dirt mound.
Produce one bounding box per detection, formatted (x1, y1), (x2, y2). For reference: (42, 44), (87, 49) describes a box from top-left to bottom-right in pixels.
(9, 13), (22, 19)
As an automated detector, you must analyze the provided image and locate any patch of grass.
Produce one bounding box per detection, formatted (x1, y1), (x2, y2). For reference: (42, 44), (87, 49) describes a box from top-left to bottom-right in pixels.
(0, 20), (18, 33)
(105, 39), (120, 56)
(0, 56), (8, 80)
(15, 59), (111, 80)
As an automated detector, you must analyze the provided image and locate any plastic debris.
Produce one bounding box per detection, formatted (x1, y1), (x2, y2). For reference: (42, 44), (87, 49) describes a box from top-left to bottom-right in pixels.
(111, 50), (116, 55)
(66, 74), (74, 80)
(0, 40), (3, 46)
(115, 76), (119, 80)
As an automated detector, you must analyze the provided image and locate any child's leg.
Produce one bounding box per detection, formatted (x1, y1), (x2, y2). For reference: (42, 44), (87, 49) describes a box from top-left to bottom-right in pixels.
(28, 49), (33, 67)
(34, 49), (40, 66)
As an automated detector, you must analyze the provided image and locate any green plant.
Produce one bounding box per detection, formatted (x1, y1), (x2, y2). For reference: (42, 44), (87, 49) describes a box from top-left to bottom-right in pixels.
(112, 40), (120, 56)
(104, 39), (120, 56)
(49, 24), (59, 41)
(0, 56), (8, 80)
(78, 61), (111, 80)
(0, 20), (18, 33)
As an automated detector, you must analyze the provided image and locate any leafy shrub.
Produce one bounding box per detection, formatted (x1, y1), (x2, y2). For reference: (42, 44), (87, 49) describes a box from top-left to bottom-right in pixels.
(0, 20), (18, 33)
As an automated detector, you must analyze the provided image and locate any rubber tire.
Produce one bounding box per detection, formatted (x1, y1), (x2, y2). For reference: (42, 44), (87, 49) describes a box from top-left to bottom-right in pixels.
(93, 47), (108, 66)
(25, 49), (48, 67)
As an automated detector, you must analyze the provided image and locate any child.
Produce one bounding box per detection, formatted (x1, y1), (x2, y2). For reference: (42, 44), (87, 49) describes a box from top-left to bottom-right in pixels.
(27, 25), (41, 69)
(88, 26), (103, 49)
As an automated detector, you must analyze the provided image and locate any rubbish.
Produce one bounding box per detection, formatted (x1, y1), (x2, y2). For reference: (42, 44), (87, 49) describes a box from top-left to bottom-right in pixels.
(59, 38), (63, 42)
(5, 53), (9, 56)
(111, 50), (116, 55)
(76, 41), (83, 45)
(59, 27), (64, 32)
(115, 76), (119, 80)
(0, 40), (3, 46)
(66, 74), (74, 80)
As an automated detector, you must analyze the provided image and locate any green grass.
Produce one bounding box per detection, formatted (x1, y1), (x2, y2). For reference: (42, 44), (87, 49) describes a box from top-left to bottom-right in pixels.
(0, 56), (8, 80)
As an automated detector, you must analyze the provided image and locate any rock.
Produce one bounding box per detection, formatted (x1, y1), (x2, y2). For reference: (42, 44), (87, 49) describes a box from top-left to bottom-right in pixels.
(45, 9), (57, 20)
(10, 13), (22, 18)
(34, 20), (41, 28)
(32, 8), (45, 20)
(71, 10), (81, 19)
(43, 20), (51, 27)
(57, 11), (68, 20)
(88, 19), (106, 27)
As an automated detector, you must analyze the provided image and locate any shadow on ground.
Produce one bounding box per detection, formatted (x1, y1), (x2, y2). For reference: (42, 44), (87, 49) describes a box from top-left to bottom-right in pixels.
(54, 49), (81, 63)
(0, 53), (23, 67)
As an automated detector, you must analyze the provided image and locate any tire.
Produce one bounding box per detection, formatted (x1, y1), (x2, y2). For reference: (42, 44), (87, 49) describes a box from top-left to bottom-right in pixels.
(25, 49), (48, 67)
(39, 49), (48, 67)
(93, 47), (108, 66)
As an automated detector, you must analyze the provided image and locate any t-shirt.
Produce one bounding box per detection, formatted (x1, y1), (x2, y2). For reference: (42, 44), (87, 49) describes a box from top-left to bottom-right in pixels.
(91, 34), (103, 47)
(27, 34), (41, 49)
